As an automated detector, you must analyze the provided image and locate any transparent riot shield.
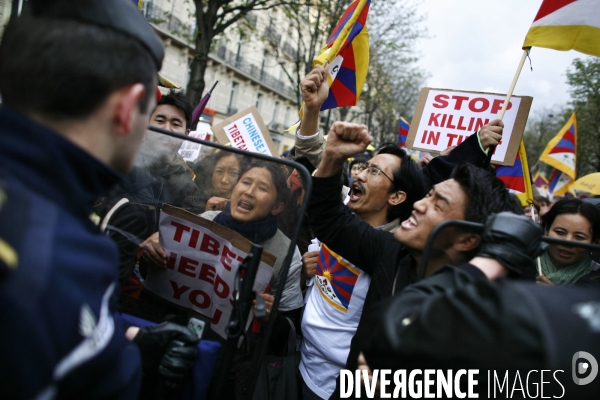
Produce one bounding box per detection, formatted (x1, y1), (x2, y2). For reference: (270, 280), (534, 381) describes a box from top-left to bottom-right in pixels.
(94, 125), (312, 399)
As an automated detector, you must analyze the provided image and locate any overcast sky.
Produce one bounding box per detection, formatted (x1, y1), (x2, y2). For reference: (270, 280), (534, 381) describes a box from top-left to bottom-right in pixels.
(415, 0), (589, 113)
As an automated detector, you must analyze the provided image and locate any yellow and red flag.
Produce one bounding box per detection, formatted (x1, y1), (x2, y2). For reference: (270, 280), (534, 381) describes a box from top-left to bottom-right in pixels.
(314, 0), (370, 111)
(539, 112), (577, 180)
(523, 0), (600, 57)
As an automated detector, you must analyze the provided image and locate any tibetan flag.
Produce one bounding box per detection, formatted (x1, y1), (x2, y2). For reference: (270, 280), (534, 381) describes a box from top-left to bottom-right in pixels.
(314, 0), (370, 111)
(315, 244), (360, 313)
(523, 0), (600, 57)
(398, 117), (410, 147)
(533, 171), (549, 188)
(495, 151), (526, 193)
(539, 112), (577, 179)
(495, 140), (534, 201)
(548, 168), (573, 196)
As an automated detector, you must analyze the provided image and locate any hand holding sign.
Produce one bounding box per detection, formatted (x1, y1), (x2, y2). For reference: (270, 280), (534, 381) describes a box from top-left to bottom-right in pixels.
(140, 232), (167, 268)
(479, 119), (504, 152)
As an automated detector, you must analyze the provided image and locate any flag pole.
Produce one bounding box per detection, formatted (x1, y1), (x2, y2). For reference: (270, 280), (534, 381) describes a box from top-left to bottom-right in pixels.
(487, 48), (530, 155)
(498, 48), (530, 120)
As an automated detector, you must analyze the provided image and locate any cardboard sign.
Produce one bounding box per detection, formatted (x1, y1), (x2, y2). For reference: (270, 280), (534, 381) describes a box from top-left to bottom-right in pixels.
(144, 204), (275, 339)
(177, 122), (212, 162)
(211, 106), (278, 156)
(406, 88), (533, 166)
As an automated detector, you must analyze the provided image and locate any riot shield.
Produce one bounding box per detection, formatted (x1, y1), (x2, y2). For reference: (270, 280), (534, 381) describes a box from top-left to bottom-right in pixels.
(94, 125), (311, 399)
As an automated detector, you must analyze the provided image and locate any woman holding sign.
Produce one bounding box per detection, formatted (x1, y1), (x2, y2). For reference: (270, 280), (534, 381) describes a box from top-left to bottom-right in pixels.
(202, 160), (304, 316)
(201, 160), (304, 399)
(537, 198), (600, 287)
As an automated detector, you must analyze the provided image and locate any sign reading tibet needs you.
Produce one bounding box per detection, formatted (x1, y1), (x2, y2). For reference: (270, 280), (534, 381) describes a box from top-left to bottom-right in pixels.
(212, 106), (278, 156)
(144, 204), (275, 339)
(407, 88), (533, 166)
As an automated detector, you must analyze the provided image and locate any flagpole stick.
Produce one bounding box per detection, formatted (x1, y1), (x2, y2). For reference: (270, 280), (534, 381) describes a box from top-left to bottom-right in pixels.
(498, 48), (529, 121)
(487, 48), (530, 158)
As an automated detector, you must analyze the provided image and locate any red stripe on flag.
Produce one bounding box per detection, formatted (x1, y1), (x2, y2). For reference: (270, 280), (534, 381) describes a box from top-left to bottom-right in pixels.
(533, 0), (578, 22)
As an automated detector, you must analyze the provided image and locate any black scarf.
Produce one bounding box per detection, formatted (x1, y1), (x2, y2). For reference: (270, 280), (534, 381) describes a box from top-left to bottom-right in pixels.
(213, 203), (279, 244)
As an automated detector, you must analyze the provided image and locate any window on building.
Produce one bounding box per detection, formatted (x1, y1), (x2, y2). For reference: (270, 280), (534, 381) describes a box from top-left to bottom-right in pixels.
(284, 106), (291, 125)
(273, 101), (280, 123)
(228, 82), (239, 114)
(256, 93), (263, 112)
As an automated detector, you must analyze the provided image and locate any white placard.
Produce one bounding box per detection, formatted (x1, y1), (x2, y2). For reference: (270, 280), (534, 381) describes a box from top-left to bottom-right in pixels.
(144, 209), (274, 339)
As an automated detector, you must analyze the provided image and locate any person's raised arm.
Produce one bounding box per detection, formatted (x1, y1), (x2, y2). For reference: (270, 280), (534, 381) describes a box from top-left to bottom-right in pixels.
(295, 65), (329, 168)
(314, 121), (372, 177)
(298, 64), (329, 138)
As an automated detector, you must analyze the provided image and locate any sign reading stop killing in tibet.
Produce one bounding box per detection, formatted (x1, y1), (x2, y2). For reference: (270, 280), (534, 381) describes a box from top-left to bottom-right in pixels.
(406, 88), (533, 166)
(144, 205), (275, 339)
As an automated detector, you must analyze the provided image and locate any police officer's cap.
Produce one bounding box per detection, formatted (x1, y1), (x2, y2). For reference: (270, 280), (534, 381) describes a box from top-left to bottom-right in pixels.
(27, 0), (164, 69)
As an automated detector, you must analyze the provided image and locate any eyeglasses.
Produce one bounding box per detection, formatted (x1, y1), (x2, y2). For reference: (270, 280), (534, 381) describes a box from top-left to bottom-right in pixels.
(356, 163), (395, 184)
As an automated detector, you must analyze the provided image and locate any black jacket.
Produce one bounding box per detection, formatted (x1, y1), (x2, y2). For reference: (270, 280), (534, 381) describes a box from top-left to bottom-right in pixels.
(0, 107), (141, 399)
(361, 264), (600, 399)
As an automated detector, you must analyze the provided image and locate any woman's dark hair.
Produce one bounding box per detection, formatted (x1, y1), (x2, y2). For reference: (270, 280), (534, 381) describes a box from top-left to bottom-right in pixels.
(541, 198), (600, 242)
(375, 144), (429, 223)
(194, 151), (251, 190)
(243, 160), (292, 208)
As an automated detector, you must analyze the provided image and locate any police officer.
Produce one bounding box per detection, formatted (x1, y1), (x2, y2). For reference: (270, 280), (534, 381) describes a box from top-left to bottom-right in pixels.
(0, 1), (198, 398)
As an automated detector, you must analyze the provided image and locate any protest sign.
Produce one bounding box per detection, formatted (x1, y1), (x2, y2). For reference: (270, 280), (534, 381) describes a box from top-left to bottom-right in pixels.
(177, 121), (212, 162)
(144, 204), (275, 339)
(406, 88), (533, 166)
(211, 106), (278, 156)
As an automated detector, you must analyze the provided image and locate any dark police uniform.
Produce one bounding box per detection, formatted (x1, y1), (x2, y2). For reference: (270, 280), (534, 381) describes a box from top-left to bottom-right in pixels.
(0, 0), (165, 397)
(0, 108), (142, 399)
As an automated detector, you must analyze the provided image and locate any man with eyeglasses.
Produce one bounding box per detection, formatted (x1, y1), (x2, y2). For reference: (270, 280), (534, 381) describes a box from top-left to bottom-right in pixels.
(297, 65), (508, 400)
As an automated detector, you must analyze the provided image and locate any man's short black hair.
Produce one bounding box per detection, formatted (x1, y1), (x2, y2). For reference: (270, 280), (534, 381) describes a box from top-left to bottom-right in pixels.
(0, 15), (157, 120)
(376, 144), (429, 223)
(451, 163), (523, 224)
(157, 90), (193, 129)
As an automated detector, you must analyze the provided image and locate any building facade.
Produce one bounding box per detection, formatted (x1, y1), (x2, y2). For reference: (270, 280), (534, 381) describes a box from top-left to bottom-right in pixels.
(141, 0), (304, 154)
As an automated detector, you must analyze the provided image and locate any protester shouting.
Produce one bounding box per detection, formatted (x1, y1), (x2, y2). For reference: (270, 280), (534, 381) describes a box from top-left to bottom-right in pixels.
(296, 64), (513, 400)
(306, 121), (524, 399)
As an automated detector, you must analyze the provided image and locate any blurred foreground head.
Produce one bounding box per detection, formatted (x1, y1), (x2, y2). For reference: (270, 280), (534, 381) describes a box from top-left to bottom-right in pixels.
(0, 0), (164, 172)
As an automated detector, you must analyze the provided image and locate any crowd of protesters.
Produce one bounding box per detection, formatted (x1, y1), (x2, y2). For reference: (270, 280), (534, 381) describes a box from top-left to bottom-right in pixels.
(1, 1), (600, 400)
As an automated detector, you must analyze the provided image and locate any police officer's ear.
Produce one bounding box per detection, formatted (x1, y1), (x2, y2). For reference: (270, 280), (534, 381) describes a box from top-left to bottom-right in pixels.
(388, 190), (407, 206)
(452, 233), (481, 253)
(114, 83), (148, 136)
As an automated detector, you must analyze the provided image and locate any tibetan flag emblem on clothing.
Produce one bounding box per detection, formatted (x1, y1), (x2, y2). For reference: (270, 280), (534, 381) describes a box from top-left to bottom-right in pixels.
(314, 0), (370, 111)
(495, 151), (526, 193)
(315, 244), (360, 313)
(523, 0), (600, 57)
(398, 117), (410, 147)
(539, 113), (577, 179)
(548, 168), (573, 195)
